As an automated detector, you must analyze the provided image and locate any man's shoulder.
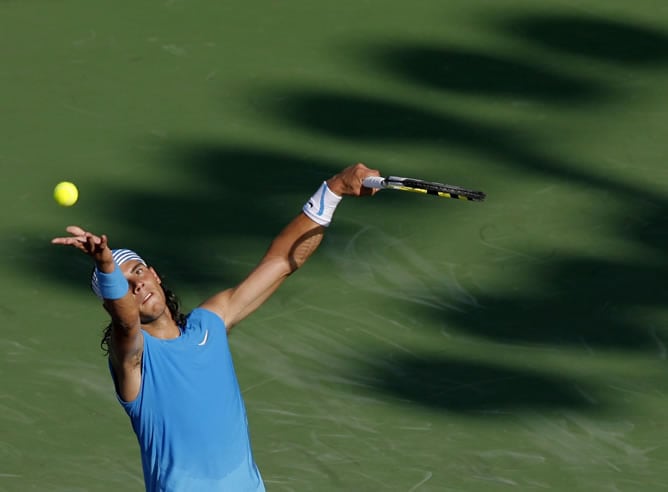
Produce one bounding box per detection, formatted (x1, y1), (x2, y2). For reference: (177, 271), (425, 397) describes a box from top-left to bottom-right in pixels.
(186, 307), (227, 331)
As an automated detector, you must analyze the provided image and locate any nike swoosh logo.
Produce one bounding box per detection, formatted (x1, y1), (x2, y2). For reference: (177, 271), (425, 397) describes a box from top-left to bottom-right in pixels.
(197, 330), (209, 346)
(317, 187), (326, 216)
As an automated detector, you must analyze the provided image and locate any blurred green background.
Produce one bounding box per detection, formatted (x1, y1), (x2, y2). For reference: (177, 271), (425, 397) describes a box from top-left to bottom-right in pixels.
(2, 1), (668, 491)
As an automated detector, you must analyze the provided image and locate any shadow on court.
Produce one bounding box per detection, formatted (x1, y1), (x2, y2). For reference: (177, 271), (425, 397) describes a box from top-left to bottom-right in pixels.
(502, 13), (668, 64)
(348, 354), (600, 412)
(247, 13), (668, 410)
(353, 44), (613, 103)
(14, 11), (668, 417)
(23, 146), (345, 295)
(351, 13), (668, 102)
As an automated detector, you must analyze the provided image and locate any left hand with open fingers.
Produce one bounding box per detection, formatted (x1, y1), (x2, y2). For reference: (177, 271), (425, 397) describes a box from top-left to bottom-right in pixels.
(51, 225), (111, 263)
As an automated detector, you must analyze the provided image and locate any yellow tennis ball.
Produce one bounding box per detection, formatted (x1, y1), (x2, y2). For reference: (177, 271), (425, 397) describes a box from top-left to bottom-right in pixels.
(53, 181), (79, 207)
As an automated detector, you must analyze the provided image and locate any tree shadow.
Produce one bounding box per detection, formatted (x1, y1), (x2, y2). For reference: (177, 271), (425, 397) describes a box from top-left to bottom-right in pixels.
(19, 144), (346, 297)
(246, 11), (668, 411)
(425, 255), (668, 350)
(353, 42), (613, 102)
(346, 354), (600, 414)
(17, 10), (668, 416)
(501, 14), (668, 65)
(329, 216), (668, 351)
(257, 87), (664, 206)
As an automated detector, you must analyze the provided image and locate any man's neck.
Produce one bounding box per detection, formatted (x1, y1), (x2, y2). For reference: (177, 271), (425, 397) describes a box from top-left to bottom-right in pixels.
(143, 315), (181, 340)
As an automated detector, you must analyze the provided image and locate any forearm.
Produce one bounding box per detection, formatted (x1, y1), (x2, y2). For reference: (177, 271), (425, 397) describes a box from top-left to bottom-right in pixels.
(267, 213), (326, 273)
(275, 167), (369, 268)
(104, 289), (142, 361)
(210, 214), (325, 329)
(96, 258), (141, 334)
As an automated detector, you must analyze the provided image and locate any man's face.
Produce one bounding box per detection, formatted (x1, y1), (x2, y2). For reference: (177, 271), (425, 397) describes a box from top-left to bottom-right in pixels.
(120, 260), (168, 324)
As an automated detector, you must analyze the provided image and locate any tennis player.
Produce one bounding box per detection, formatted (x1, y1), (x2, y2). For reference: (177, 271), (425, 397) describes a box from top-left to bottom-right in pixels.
(51, 163), (379, 492)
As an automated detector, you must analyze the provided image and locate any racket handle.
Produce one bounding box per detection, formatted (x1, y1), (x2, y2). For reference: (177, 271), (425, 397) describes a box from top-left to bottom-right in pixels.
(362, 176), (387, 189)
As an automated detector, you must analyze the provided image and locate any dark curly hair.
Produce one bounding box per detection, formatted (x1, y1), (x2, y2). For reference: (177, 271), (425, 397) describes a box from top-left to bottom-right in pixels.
(100, 284), (188, 355)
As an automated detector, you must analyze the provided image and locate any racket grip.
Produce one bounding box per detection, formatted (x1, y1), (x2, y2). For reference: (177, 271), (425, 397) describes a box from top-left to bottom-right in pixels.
(362, 176), (386, 189)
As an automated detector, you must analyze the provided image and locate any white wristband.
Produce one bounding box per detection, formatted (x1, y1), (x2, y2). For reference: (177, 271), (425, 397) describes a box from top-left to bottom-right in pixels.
(302, 181), (343, 227)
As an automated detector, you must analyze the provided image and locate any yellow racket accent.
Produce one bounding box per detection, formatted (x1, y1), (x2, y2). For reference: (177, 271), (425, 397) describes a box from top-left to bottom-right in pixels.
(387, 185), (427, 194)
(387, 185), (476, 201)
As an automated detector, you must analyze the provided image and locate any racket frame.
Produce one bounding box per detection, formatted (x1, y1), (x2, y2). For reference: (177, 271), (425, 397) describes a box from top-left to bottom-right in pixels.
(363, 175), (485, 201)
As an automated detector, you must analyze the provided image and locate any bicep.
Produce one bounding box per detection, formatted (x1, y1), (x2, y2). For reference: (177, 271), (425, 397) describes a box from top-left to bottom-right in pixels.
(109, 328), (144, 402)
(200, 257), (291, 330)
(200, 214), (325, 329)
(104, 292), (144, 401)
(110, 322), (143, 359)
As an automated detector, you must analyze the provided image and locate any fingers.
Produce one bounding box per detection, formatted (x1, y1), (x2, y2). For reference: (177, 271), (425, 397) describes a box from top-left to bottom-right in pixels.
(85, 233), (104, 251)
(52, 226), (108, 259)
(352, 163), (380, 180)
(50, 237), (90, 256)
(51, 237), (81, 245)
(358, 163), (381, 196)
(51, 229), (90, 246)
(65, 225), (87, 236)
(60, 225), (103, 245)
(351, 163), (381, 196)
(359, 184), (377, 197)
(328, 163), (382, 196)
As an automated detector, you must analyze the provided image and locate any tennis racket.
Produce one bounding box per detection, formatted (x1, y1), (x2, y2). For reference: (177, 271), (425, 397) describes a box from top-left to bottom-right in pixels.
(362, 176), (486, 202)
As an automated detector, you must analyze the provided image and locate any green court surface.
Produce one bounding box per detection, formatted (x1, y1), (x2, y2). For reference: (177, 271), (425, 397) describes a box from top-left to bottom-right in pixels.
(2, 1), (668, 490)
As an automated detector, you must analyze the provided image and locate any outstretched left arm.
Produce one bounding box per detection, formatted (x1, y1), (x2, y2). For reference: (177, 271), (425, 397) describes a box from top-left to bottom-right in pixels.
(199, 162), (379, 331)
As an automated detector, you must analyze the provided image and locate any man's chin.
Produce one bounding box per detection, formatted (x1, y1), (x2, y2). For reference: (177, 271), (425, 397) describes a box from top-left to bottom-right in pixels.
(140, 307), (166, 325)
(140, 315), (157, 325)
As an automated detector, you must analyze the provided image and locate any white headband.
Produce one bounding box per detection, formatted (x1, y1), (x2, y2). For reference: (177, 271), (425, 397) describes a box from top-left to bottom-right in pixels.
(91, 249), (146, 298)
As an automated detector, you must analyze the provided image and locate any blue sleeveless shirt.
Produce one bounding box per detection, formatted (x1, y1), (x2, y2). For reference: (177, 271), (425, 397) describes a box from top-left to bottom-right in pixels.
(113, 308), (265, 492)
